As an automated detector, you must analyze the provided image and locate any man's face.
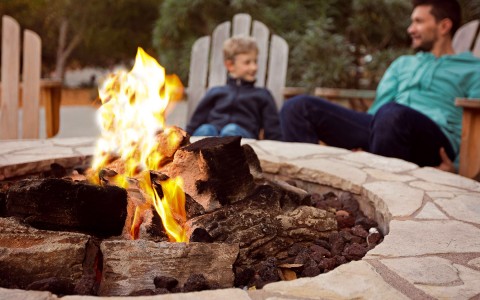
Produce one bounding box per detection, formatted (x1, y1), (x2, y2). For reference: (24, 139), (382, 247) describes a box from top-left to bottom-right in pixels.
(407, 5), (439, 51)
(225, 50), (258, 82)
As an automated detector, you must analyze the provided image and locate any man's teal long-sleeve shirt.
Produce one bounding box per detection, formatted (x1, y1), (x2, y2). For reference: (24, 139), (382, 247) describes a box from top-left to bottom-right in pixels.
(368, 51), (480, 155)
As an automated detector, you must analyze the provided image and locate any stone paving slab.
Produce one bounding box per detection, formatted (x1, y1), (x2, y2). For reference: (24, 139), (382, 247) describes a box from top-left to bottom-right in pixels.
(0, 137), (479, 299)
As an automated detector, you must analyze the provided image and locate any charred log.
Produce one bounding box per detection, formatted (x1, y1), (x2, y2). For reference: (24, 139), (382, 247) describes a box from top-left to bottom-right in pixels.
(5, 178), (127, 237)
(165, 136), (255, 212)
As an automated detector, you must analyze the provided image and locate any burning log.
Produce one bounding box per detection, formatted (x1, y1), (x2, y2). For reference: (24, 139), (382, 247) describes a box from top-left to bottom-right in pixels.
(164, 136), (256, 212)
(98, 240), (239, 296)
(0, 217), (97, 294)
(4, 178), (127, 238)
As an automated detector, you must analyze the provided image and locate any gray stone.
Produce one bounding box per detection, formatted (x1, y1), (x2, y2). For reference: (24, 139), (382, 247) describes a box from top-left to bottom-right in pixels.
(426, 191), (456, 199)
(410, 180), (465, 193)
(342, 151), (418, 173)
(467, 257), (480, 269)
(291, 158), (367, 193)
(415, 202), (448, 219)
(410, 167), (480, 192)
(418, 264), (480, 300)
(363, 168), (416, 182)
(436, 195), (480, 224)
(262, 260), (409, 300)
(51, 137), (96, 147)
(366, 220), (480, 257)
(363, 181), (424, 217)
(252, 140), (349, 160)
(381, 257), (460, 285)
(0, 288), (57, 300)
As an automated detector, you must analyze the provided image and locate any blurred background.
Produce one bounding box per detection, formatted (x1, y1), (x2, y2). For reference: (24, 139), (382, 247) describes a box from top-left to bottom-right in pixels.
(1, 0), (480, 139)
(1, 0), (479, 91)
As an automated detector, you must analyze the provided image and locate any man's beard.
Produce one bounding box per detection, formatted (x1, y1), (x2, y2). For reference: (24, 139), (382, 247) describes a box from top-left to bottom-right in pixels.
(412, 38), (435, 52)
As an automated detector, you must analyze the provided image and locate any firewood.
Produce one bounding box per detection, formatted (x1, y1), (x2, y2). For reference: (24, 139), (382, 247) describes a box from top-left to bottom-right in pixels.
(98, 240), (239, 296)
(164, 136), (255, 212)
(0, 218), (93, 291)
(5, 178), (127, 238)
(186, 185), (337, 269)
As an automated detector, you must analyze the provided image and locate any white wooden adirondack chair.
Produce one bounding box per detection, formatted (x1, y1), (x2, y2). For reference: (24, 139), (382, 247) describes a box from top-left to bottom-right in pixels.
(0, 15), (61, 139)
(452, 19), (480, 180)
(186, 13), (288, 121)
(1, 15), (41, 139)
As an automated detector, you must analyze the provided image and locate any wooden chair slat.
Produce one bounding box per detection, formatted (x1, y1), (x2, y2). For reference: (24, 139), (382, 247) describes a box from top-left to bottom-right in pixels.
(208, 21), (230, 88)
(232, 14), (251, 36)
(252, 20), (269, 87)
(1, 16), (20, 139)
(453, 20), (479, 53)
(22, 30), (42, 139)
(187, 36), (211, 121)
(266, 35), (288, 110)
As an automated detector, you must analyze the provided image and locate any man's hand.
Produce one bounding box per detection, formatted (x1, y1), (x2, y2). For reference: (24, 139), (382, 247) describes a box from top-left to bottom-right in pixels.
(436, 147), (456, 173)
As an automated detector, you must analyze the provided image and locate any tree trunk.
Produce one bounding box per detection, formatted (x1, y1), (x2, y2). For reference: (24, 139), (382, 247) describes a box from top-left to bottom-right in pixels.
(54, 19), (82, 81)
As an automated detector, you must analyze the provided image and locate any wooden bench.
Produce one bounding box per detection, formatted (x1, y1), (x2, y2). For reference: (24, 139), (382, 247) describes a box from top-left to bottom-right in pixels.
(1, 15), (61, 139)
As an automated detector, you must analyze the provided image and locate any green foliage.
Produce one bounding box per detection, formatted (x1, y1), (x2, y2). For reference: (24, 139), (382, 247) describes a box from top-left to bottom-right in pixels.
(1, 0), (160, 75)
(2, 0), (480, 88)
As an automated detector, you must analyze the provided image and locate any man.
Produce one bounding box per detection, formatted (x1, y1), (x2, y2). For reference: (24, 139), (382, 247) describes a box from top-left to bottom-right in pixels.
(280, 0), (480, 169)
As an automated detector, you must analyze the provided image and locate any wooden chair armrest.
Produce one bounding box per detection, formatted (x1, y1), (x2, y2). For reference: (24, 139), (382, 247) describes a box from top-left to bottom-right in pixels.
(283, 87), (307, 99)
(455, 98), (480, 109)
(314, 87), (376, 99)
(314, 87), (376, 112)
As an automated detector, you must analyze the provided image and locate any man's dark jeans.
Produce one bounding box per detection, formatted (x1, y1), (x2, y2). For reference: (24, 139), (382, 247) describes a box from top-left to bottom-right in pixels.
(280, 95), (455, 167)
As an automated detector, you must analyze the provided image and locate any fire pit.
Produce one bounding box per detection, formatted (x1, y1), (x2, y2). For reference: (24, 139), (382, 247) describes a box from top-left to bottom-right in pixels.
(1, 137), (480, 299)
(1, 49), (480, 298)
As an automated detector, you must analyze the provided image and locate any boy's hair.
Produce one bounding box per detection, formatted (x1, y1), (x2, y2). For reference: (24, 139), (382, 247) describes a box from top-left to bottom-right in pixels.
(412, 0), (461, 36)
(223, 36), (258, 62)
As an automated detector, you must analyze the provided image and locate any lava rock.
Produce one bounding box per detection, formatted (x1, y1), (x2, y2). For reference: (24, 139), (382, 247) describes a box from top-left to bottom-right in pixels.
(343, 243), (368, 261)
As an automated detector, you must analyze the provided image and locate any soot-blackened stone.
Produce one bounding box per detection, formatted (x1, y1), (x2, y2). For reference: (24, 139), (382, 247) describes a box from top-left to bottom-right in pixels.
(26, 277), (75, 296)
(189, 227), (214, 243)
(129, 289), (156, 296)
(182, 274), (210, 292)
(234, 267), (255, 287)
(257, 257), (280, 283)
(154, 276), (178, 291)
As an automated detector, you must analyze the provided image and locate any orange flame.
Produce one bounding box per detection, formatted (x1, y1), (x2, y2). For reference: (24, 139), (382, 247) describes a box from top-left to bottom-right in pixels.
(90, 47), (187, 242)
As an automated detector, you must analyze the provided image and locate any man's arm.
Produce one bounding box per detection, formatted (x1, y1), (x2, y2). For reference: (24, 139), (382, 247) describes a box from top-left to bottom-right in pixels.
(367, 58), (402, 114)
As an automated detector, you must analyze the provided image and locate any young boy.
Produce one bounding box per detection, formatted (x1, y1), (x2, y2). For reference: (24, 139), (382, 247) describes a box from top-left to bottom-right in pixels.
(186, 36), (282, 140)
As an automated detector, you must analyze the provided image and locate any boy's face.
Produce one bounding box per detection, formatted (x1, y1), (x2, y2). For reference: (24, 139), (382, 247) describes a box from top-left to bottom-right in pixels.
(225, 50), (258, 82)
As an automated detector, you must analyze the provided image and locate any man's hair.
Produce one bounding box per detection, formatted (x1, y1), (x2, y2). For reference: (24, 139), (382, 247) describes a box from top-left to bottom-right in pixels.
(223, 36), (258, 62)
(412, 0), (462, 36)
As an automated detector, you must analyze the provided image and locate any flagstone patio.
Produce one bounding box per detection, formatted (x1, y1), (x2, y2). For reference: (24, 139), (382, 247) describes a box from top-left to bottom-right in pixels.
(1, 137), (479, 300)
